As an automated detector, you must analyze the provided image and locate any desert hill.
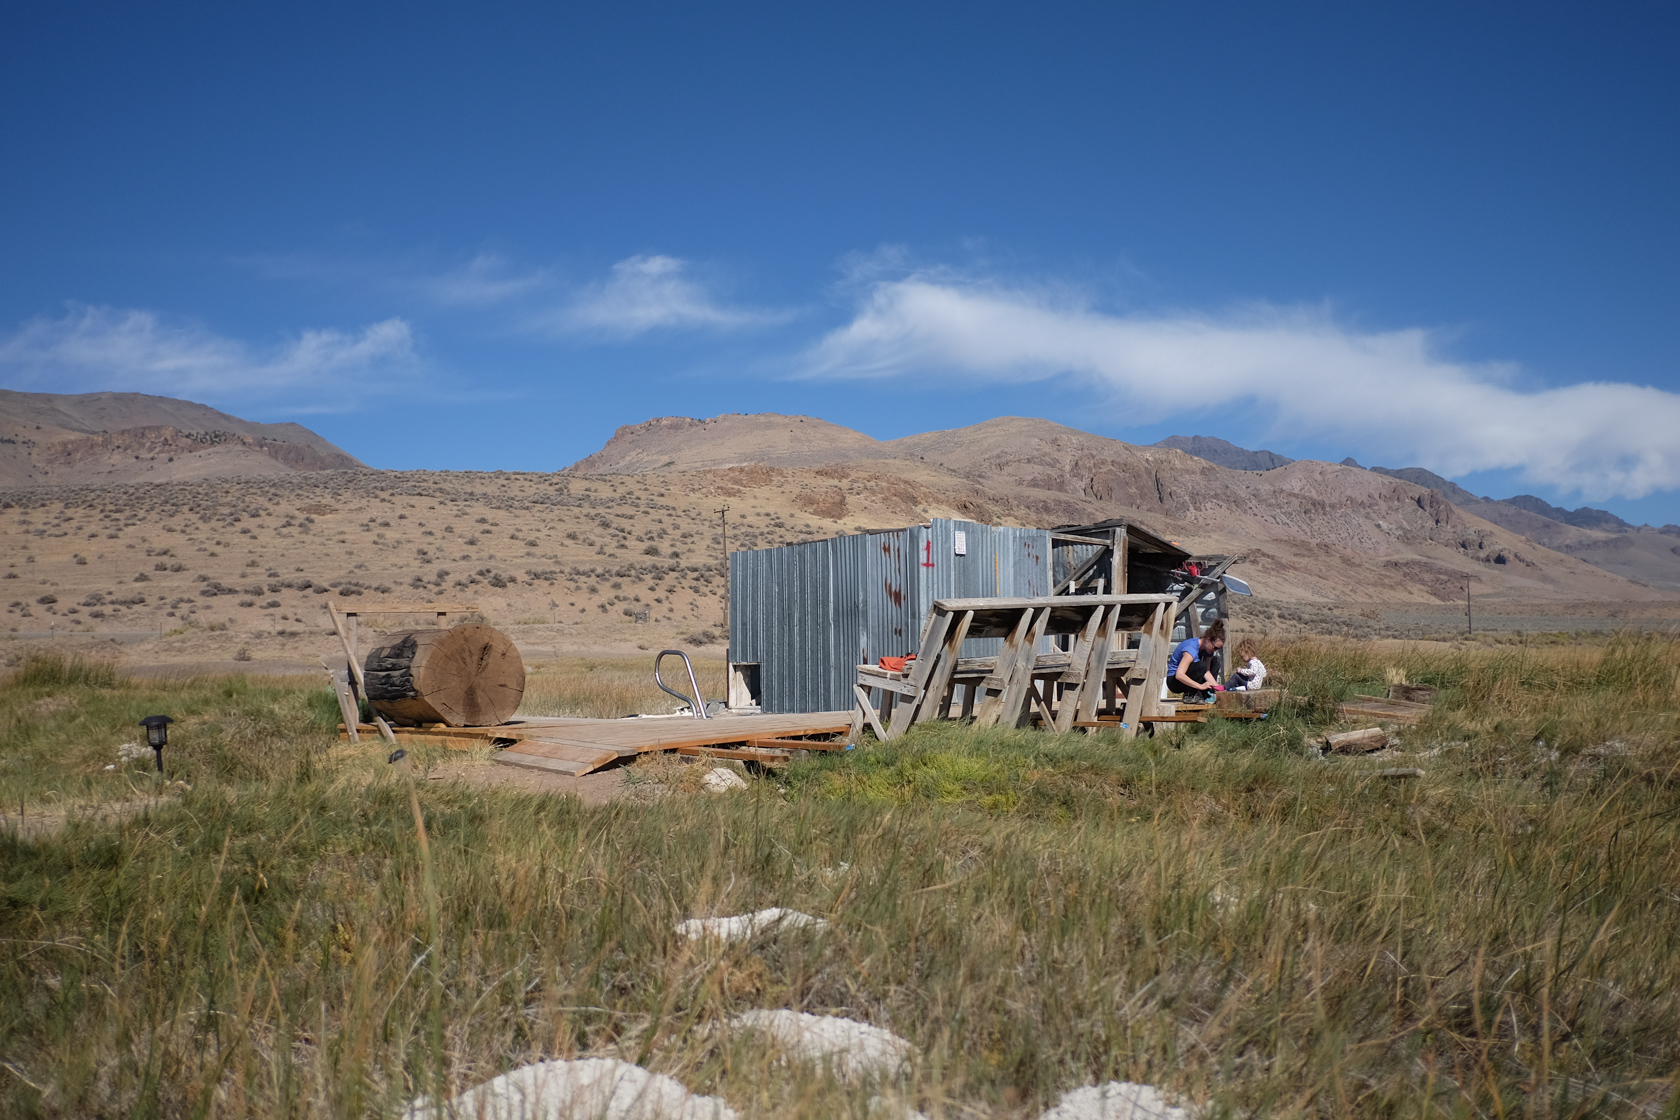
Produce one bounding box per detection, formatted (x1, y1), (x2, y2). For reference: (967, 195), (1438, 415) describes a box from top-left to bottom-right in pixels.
(0, 390), (365, 486)
(1059, 430), (1680, 596)
(563, 412), (1677, 606)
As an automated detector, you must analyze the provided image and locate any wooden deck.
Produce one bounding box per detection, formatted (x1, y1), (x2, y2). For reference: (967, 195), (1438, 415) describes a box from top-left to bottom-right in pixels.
(338, 711), (854, 776)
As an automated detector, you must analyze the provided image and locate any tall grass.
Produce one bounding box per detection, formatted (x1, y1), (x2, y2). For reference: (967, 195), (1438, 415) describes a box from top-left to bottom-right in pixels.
(8, 652), (123, 690)
(517, 656), (727, 719)
(0, 637), (1675, 1117)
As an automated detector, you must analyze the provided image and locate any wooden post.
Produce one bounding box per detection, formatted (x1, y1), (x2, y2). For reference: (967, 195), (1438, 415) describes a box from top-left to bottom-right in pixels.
(1115, 527), (1129, 594)
(1054, 602), (1106, 733)
(1119, 602), (1171, 737)
(321, 660), (360, 743)
(327, 602), (396, 743)
(887, 607), (957, 737)
(716, 504), (730, 630)
(905, 609), (973, 731)
(1074, 604), (1122, 725)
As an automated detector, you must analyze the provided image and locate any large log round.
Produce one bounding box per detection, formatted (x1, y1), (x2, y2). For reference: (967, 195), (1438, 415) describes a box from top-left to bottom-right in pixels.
(361, 624), (525, 727)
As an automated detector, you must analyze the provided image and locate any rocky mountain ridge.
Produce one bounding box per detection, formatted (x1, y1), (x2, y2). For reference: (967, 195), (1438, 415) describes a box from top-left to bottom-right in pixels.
(564, 412), (1679, 601)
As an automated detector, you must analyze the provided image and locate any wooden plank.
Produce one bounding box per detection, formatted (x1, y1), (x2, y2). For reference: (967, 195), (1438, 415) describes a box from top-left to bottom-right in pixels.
(857, 668), (919, 698)
(1338, 702), (1428, 725)
(1053, 545), (1110, 595)
(906, 609), (973, 730)
(972, 607), (1038, 727)
(492, 750), (604, 776)
(931, 594), (1176, 612)
(1327, 727), (1388, 754)
(677, 745), (791, 763)
(747, 737), (846, 751)
(1140, 713), (1208, 724)
(994, 606), (1053, 728)
(321, 661), (360, 743)
(853, 683), (889, 741)
(905, 608), (955, 688)
(327, 602), (396, 744)
(497, 740), (622, 772)
(886, 607), (957, 738)
(1119, 602), (1170, 737)
(1074, 603), (1122, 725)
(1055, 602), (1108, 732)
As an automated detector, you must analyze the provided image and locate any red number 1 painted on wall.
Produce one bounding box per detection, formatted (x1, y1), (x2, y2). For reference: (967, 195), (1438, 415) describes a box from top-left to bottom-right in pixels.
(922, 540), (935, 568)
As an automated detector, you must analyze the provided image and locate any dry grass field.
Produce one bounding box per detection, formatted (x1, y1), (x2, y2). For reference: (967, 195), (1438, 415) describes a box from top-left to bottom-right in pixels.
(5, 468), (1678, 686)
(1, 635), (1677, 1118)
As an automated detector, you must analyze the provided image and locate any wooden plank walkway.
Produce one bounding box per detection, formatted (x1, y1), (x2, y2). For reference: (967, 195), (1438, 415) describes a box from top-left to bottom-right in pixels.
(339, 711), (854, 776)
(1337, 696), (1433, 724)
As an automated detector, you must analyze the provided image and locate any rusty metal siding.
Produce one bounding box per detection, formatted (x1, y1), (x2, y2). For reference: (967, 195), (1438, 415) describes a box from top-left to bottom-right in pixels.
(730, 519), (1054, 713)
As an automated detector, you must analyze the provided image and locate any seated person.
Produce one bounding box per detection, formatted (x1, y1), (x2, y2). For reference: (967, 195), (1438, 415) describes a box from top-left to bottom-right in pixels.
(1225, 640), (1267, 691)
(1166, 619), (1226, 702)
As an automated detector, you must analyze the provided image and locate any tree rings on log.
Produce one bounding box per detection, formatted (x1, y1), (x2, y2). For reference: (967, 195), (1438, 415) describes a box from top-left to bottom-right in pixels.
(362, 623), (525, 727)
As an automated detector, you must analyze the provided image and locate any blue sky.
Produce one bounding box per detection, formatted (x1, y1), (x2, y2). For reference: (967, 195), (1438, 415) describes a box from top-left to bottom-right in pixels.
(2, 1), (1677, 522)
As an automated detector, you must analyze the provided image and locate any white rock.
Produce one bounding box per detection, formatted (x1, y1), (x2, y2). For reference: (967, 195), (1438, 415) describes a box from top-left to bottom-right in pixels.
(701, 768), (748, 792)
(1039, 1081), (1193, 1120)
(730, 1009), (911, 1080)
(117, 742), (151, 762)
(674, 908), (827, 943)
(405, 1058), (736, 1120)
(867, 1095), (931, 1120)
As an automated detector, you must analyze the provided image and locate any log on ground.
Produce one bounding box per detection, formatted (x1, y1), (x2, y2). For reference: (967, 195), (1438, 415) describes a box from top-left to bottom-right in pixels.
(362, 623), (525, 727)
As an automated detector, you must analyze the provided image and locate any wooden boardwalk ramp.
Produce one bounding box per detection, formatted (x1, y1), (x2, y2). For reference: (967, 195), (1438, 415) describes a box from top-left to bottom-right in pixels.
(339, 712), (854, 776)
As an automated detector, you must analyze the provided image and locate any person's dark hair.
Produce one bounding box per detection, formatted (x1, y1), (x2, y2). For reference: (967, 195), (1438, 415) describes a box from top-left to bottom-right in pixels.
(1202, 618), (1227, 644)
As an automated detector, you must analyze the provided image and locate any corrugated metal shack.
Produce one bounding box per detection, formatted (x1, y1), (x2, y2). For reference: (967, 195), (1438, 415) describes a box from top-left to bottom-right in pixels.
(728, 517), (1202, 714)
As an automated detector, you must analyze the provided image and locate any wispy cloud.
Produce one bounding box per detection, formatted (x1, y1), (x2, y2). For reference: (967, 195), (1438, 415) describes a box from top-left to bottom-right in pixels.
(421, 252), (548, 307)
(0, 304), (417, 406)
(805, 274), (1680, 501)
(544, 255), (785, 337)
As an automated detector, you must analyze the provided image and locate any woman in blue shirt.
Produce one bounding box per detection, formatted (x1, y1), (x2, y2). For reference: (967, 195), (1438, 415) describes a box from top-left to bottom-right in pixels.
(1166, 619), (1226, 702)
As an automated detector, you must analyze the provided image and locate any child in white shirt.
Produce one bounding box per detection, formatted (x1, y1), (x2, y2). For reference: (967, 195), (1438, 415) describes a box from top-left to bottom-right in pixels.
(1225, 640), (1267, 691)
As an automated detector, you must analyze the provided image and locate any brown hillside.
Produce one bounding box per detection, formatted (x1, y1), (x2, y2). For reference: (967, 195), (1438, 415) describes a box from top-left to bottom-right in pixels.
(0, 390), (365, 486)
(566, 413), (884, 474)
(562, 413), (1675, 608)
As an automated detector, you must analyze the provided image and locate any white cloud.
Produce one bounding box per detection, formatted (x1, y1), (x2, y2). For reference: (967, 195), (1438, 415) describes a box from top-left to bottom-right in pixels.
(547, 255), (782, 336)
(0, 304), (417, 404)
(804, 275), (1680, 501)
(422, 253), (548, 307)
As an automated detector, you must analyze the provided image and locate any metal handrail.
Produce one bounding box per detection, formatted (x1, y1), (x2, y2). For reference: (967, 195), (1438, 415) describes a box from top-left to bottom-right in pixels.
(654, 649), (709, 719)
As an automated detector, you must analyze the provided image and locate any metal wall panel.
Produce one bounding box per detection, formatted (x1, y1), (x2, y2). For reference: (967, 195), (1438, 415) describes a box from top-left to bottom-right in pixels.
(730, 519), (1055, 713)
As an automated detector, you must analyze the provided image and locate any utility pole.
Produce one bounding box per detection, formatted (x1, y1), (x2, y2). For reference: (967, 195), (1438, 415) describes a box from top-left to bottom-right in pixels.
(715, 504), (730, 630)
(1466, 577), (1472, 636)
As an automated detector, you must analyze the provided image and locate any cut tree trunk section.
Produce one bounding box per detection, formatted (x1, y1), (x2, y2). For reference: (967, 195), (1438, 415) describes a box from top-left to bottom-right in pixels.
(362, 623), (525, 727)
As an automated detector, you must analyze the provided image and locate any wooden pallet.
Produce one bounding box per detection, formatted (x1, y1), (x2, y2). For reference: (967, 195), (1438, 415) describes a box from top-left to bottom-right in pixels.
(339, 711), (853, 776)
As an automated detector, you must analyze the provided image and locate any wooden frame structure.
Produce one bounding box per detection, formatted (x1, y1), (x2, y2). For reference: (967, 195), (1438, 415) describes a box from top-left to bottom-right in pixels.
(854, 594), (1178, 740)
(324, 600), (478, 743)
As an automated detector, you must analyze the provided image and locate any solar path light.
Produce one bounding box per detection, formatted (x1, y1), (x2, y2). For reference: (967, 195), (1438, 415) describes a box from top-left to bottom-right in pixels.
(138, 714), (173, 773)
